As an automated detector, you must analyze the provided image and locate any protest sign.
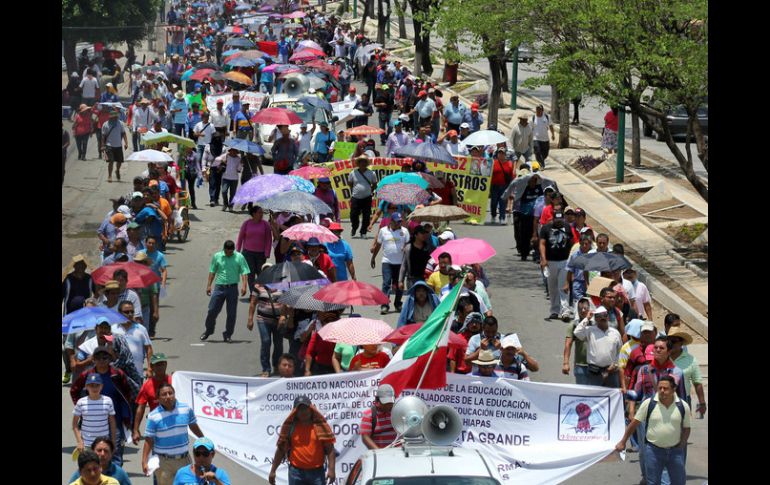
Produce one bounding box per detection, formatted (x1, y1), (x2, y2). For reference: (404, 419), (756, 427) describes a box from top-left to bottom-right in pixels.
(172, 371), (624, 485)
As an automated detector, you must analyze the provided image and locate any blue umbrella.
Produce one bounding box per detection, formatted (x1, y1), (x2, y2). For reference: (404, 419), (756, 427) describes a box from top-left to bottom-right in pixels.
(181, 68), (196, 81)
(62, 307), (127, 334)
(225, 57), (258, 67)
(191, 2), (207, 7)
(393, 141), (457, 165)
(224, 137), (265, 155)
(222, 49), (241, 56)
(377, 172), (430, 190)
(287, 175), (316, 194)
(300, 96), (333, 112)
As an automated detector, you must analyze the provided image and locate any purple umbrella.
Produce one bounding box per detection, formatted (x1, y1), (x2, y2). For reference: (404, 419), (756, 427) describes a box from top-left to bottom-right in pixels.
(394, 141), (457, 165)
(260, 63), (280, 73)
(377, 183), (431, 206)
(232, 174), (295, 205)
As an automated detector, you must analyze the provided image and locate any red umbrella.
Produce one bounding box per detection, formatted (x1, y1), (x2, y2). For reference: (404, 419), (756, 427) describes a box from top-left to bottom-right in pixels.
(304, 59), (336, 74)
(289, 165), (332, 180)
(92, 262), (161, 288)
(250, 107), (303, 125)
(189, 68), (215, 81)
(384, 323), (467, 348)
(103, 49), (124, 60)
(313, 281), (389, 306)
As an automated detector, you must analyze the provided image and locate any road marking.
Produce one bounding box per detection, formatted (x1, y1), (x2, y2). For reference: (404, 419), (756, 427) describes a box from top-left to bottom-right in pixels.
(190, 343), (205, 347)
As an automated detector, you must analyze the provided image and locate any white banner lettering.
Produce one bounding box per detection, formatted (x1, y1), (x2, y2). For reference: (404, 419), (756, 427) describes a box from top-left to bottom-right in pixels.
(206, 91), (266, 113)
(172, 371), (624, 485)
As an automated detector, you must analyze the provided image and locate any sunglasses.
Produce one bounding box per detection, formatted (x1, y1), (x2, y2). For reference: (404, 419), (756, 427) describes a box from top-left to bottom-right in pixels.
(194, 450), (212, 457)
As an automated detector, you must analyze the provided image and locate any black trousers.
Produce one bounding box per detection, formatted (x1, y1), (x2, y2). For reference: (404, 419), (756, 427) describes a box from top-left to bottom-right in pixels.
(514, 212), (535, 256)
(534, 140), (550, 167)
(350, 196), (373, 236)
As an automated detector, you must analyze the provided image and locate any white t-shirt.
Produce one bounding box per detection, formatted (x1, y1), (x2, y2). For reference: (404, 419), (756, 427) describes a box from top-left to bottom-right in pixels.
(377, 226), (410, 265)
(297, 132), (313, 153)
(111, 323), (151, 377)
(621, 278), (637, 302)
(444, 140), (469, 156)
(80, 77), (100, 98)
(632, 281), (652, 318)
(73, 395), (115, 447)
(222, 155), (243, 181)
(193, 121), (217, 146)
(532, 114), (551, 142)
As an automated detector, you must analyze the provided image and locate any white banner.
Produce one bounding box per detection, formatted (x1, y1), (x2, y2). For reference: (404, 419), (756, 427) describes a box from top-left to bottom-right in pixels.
(206, 91), (266, 113)
(172, 371), (624, 485)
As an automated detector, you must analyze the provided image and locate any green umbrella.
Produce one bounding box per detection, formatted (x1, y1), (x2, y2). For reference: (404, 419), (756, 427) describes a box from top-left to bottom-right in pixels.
(141, 132), (196, 149)
(377, 172), (429, 190)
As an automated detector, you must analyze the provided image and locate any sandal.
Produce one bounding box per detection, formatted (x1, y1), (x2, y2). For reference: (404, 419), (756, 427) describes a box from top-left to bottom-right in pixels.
(260, 371), (270, 378)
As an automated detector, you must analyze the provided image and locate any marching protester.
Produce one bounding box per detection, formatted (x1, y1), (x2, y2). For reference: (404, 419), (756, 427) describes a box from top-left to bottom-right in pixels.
(360, 384), (398, 449)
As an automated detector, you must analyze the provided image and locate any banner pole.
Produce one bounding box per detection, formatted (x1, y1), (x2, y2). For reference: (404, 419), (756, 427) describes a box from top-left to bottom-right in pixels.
(414, 273), (467, 392)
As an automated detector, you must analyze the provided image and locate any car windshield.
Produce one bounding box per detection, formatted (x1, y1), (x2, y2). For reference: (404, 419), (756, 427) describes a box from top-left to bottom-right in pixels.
(271, 101), (327, 124)
(368, 478), (500, 485)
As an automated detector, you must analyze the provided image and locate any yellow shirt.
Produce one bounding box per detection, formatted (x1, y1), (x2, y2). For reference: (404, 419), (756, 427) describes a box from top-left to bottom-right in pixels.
(634, 394), (691, 448)
(426, 271), (450, 295)
(69, 476), (120, 485)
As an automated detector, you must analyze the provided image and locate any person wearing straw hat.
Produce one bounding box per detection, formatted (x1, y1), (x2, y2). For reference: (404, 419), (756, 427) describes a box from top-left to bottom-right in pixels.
(73, 104), (94, 161)
(132, 98), (158, 152)
(471, 350), (500, 377)
(101, 109), (128, 183)
(510, 110), (534, 163)
(170, 90), (189, 137)
(667, 328), (705, 417)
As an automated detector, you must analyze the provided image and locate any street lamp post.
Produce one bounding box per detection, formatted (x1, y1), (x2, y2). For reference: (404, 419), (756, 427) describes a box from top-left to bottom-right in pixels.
(354, 0), (358, 17)
(616, 106), (626, 183)
(510, 47), (519, 109)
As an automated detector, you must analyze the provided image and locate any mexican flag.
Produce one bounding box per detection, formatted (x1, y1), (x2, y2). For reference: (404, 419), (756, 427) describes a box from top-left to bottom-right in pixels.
(380, 281), (464, 397)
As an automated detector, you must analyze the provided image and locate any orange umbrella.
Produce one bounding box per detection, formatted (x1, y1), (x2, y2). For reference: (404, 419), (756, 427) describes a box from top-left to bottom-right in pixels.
(224, 71), (254, 85)
(345, 125), (386, 136)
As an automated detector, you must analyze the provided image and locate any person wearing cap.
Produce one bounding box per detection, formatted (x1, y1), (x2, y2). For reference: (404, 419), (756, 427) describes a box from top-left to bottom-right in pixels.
(439, 129), (469, 156)
(72, 373), (117, 453)
(170, 91), (190, 137)
(495, 335), (533, 380)
(443, 95), (467, 132)
(133, 353), (172, 445)
(347, 156), (378, 238)
(71, 344), (134, 467)
(462, 103), (484, 133)
(668, 328), (705, 417)
(573, 305), (623, 388)
(306, 237), (338, 282)
(531, 104), (555, 169)
(344, 85), (361, 105)
(360, 384), (397, 449)
(172, 436), (231, 485)
(100, 82), (119, 103)
(539, 204), (577, 321)
(407, 89), (437, 130)
(313, 121), (336, 164)
(210, 98), (230, 145)
(620, 320), (658, 393)
(73, 104), (95, 161)
(142, 383), (205, 485)
(470, 350), (500, 377)
(324, 222), (356, 281)
(225, 91), (242, 132)
(507, 172), (544, 260)
(510, 111), (534, 163)
(202, 240), (250, 342)
(270, 395), (336, 485)
(384, 116), (412, 157)
(312, 176), (340, 222)
(371, 212), (410, 314)
(69, 449), (121, 485)
(374, 82), (395, 144)
(489, 148), (514, 224)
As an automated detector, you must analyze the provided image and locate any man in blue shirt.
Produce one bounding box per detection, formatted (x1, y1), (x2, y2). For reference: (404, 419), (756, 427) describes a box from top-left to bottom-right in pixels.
(313, 121), (336, 163)
(172, 437), (232, 485)
(463, 103), (484, 132)
(225, 92), (242, 132)
(170, 91), (189, 136)
(186, 103), (202, 139)
(278, 37), (290, 64)
(134, 190), (166, 248)
(444, 95), (467, 132)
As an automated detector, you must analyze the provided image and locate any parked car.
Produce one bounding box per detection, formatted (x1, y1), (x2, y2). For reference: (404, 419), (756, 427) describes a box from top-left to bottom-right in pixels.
(643, 97), (708, 141)
(256, 93), (336, 161)
(503, 41), (535, 63)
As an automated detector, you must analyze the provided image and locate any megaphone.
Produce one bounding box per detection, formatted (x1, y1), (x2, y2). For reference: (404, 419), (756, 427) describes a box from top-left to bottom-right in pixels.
(421, 405), (462, 446)
(284, 73), (309, 97)
(391, 396), (429, 439)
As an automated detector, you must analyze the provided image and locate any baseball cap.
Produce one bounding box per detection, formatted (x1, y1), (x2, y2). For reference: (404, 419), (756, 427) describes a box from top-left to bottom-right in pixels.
(376, 384), (396, 404)
(390, 212), (402, 222)
(93, 345), (112, 357)
(216, 99), (224, 104)
(328, 222), (343, 231)
(150, 353), (168, 365)
(318, 177), (331, 183)
(193, 437), (215, 451)
(471, 103), (479, 112)
(418, 90), (427, 97)
(564, 206), (575, 214)
(544, 185), (556, 193)
(86, 374), (103, 386)
(294, 395), (312, 408)
(640, 322), (656, 333)
(438, 231), (455, 241)
(460, 122), (470, 129)
(127, 222), (141, 230)
(132, 191), (145, 199)
(594, 306), (608, 315)
(447, 130), (458, 137)
(349, 86), (356, 92)
(574, 208), (586, 217)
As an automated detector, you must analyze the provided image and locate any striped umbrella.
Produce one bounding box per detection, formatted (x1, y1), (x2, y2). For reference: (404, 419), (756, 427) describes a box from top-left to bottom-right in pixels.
(277, 285), (347, 312)
(290, 165), (332, 180)
(317, 318), (394, 345)
(377, 183), (430, 206)
(344, 125), (386, 136)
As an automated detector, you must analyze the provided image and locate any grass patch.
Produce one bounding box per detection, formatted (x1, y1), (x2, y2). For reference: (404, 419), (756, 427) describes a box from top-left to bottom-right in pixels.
(664, 223), (708, 246)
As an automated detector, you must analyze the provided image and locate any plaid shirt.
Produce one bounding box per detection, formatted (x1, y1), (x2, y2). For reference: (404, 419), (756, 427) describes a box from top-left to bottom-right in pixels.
(631, 359), (687, 401)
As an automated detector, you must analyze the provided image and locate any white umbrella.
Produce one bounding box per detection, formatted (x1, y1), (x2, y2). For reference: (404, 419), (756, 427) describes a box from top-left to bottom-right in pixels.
(462, 129), (508, 146)
(126, 149), (173, 163)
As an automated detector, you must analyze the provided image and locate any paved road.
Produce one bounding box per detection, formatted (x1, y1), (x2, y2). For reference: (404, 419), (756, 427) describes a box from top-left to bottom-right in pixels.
(62, 76), (707, 485)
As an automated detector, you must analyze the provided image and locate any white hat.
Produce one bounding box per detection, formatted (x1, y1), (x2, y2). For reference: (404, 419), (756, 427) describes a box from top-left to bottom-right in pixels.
(640, 322), (656, 333)
(106, 82), (113, 88)
(501, 334), (521, 349)
(438, 231), (455, 241)
(175, 90), (185, 100)
(460, 122), (470, 129)
(117, 205), (132, 217)
(398, 113), (410, 121)
(594, 306), (608, 315)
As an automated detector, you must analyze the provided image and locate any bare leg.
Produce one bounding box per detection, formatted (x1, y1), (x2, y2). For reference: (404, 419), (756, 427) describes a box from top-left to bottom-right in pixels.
(107, 161), (114, 181)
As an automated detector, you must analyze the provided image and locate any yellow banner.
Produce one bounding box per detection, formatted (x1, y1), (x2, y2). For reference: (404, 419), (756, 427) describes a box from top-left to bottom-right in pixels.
(323, 156), (491, 224)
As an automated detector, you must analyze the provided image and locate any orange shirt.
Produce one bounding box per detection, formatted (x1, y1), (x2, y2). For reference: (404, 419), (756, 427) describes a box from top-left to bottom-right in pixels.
(290, 423), (330, 469)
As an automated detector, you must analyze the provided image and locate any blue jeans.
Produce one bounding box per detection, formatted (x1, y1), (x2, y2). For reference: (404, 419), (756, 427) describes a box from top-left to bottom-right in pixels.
(261, 82), (274, 94)
(258, 320), (283, 373)
(381, 263), (403, 308)
(289, 465), (326, 485)
(222, 178), (238, 206)
(208, 169), (222, 204)
(645, 443), (686, 485)
(574, 365), (590, 385)
(490, 185), (507, 221)
(111, 422), (126, 467)
(204, 284), (239, 337)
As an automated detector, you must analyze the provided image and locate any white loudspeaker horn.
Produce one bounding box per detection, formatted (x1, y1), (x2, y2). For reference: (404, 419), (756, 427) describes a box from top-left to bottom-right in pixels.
(421, 405), (463, 446)
(284, 73), (309, 97)
(391, 396), (429, 438)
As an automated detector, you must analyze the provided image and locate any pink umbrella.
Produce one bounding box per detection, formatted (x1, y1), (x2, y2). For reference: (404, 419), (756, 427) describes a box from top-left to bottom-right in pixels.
(251, 107), (303, 125)
(290, 49), (325, 62)
(430, 238), (497, 265)
(283, 11), (307, 19)
(290, 165), (332, 180)
(281, 223), (339, 243)
(296, 40), (324, 52)
(260, 63), (280, 73)
(313, 281), (389, 306)
(317, 317), (394, 345)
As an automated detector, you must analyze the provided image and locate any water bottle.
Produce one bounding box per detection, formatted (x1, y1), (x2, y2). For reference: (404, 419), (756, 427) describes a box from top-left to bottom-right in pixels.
(542, 266), (550, 278)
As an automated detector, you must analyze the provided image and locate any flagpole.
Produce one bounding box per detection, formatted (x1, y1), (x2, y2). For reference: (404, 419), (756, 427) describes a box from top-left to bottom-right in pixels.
(414, 273), (468, 392)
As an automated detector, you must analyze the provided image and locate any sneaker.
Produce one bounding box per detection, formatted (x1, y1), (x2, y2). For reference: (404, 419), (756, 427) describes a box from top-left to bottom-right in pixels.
(380, 305), (389, 315)
(545, 313), (559, 321)
(62, 372), (71, 384)
(221, 205), (228, 211)
(351, 230), (357, 238)
(210, 202), (215, 207)
(223, 334), (232, 343)
(394, 304), (403, 313)
(200, 332), (211, 341)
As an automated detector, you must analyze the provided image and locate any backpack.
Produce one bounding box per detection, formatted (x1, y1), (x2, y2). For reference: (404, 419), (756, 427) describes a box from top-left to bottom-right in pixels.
(644, 397), (686, 435)
(532, 114), (550, 124)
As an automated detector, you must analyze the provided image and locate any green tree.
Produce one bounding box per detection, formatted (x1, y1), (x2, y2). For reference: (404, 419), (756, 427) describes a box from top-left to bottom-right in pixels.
(62, 0), (161, 74)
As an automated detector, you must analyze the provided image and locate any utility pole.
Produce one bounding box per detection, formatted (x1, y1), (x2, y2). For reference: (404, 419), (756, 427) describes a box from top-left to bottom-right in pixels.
(354, 0), (358, 17)
(616, 106), (626, 183)
(509, 47), (519, 109)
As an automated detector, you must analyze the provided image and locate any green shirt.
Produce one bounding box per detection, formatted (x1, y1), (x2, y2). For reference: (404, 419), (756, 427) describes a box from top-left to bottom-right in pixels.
(334, 343), (357, 371)
(566, 322), (588, 366)
(674, 351), (702, 399)
(210, 251), (250, 285)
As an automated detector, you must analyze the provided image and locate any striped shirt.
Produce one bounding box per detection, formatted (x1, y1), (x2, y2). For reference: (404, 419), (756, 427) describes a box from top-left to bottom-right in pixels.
(145, 401), (196, 456)
(360, 407), (397, 447)
(73, 396), (115, 446)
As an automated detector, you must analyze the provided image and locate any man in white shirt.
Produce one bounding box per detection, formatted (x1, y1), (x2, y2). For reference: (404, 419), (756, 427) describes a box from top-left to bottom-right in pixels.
(80, 70), (100, 106)
(193, 111), (217, 162)
(532, 104), (555, 169)
(112, 301), (153, 379)
(344, 86), (361, 104)
(573, 305), (623, 388)
(131, 99), (158, 151)
(210, 99), (230, 149)
(218, 147), (243, 211)
(441, 130), (469, 156)
(408, 90), (436, 129)
(510, 112), (534, 162)
(296, 122), (316, 158)
(370, 213), (410, 314)
(623, 267), (653, 320)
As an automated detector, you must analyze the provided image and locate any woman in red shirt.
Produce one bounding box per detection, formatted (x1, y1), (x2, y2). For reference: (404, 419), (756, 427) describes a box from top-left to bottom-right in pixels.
(490, 148), (514, 224)
(601, 107), (619, 153)
(305, 310), (343, 376)
(349, 345), (391, 371)
(73, 104), (94, 160)
(306, 238), (337, 282)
